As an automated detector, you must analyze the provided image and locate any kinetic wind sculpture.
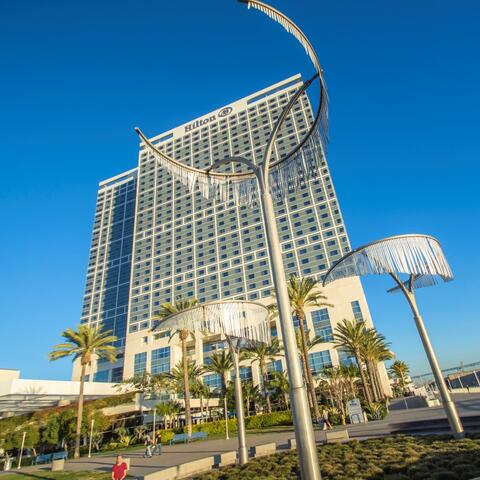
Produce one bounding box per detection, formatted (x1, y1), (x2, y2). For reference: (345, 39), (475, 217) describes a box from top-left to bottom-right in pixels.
(154, 300), (270, 466)
(323, 234), (464, 438)
(135, 0), (328, 207)
(138, 1), (326, 477)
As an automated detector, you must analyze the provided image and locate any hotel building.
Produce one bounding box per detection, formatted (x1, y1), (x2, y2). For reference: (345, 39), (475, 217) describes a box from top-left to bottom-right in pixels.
(74, 74), (391, 397)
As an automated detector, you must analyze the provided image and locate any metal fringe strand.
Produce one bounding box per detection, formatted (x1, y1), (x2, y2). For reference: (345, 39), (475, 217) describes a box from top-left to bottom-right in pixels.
(158, 301), (271, 345)
(143, 129), (325, 207)
(246, 0), (329, 151)
(323, 235), (454, 289)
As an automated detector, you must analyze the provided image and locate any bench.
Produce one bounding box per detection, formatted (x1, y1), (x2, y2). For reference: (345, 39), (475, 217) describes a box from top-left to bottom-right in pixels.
(325, 429), (349, 444)
(52, 451), (68, 461)
(33, 454), (52, 465)
(189, 432), (208, 442)
(250, 443), (277, 458)
(169, 432), (208, 445)
(170, 433), (190, 444)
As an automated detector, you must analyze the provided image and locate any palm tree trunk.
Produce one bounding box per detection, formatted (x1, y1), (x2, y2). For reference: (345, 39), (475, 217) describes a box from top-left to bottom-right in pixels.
(356, 354), (373, 404)
(366, 361), (379, 402)
(298, 350), (314, 409)
(74, 362), (87, 459)
(199, 392), (204, 423)
(372, 363), (384, 401)
(181, 335), (192, 436)
(260, 360), (272, 413)
(297, 310), (320, 420)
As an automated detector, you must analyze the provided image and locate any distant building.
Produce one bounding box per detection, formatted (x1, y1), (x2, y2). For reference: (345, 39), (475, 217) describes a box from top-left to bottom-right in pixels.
(74, 75), (392, 397)
(0, 369), (118, 418)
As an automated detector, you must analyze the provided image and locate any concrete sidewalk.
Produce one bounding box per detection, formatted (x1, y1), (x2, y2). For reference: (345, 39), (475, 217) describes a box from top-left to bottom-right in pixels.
(4, 393), (479, 478)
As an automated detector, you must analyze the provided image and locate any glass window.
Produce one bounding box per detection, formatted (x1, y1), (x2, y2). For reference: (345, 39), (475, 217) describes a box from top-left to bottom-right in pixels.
(134, 352), (147, 375)
(151, 346), (170, 374)
(351, 300), (363, 321)
(338, 348), (357, 366)
(203, 373), (222, 390)
(93, 370), (109, 382)
(309, 350), (332, 374)
(111, 367), (124, 383)
(311, 309), (333, 342)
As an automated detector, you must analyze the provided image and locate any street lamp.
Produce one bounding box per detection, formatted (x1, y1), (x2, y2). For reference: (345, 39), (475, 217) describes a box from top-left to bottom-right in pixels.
(154, 300), (270, 466)
(322, 234), (464, 438)
(136, 1), (328, 477)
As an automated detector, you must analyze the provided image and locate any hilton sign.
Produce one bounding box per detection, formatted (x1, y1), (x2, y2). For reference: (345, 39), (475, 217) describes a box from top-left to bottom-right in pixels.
(184, 106), (233, 133)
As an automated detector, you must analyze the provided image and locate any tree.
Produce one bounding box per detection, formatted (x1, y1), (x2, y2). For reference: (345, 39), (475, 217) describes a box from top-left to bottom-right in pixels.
(244, 338), (282, 413)
(49, 325), (117, 458)
(390, 360), (410, 396)
(277, 275), (332, 420)
(360, 329), (393, 401)
(203, 350), (232, 417)
(241, 381), (261, 416)
(151, 297), (198, 436)
(155, 401), (181, 430)
(270, 371), (290, 409)
(334, 319), (373, 404)
(191, 380), (210, 422)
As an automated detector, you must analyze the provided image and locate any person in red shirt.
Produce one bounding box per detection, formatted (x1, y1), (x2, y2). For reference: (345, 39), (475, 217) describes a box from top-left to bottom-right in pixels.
(111, 455), (128, 480)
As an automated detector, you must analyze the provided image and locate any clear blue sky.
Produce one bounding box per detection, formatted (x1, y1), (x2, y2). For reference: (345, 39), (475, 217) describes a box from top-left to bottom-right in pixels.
(1, 0), (479, 380)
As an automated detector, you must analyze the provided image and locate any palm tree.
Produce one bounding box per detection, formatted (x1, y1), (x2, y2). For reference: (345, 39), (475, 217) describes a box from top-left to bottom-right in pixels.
(49, 324), (117, 458)
(278, 275), (332, 420)
(191, 381), (210, 423)
(360, 329), (393, 401)
(203, 350), (232, 416)
(151, 297), (197, 436)
(244, 338), (282, 413)
(270, 371), (290, 409)
(156, 400), (182, 430)
(334, 318), (373, 404)
(241, 381), (261, 416)
(390, 360), (410, 396)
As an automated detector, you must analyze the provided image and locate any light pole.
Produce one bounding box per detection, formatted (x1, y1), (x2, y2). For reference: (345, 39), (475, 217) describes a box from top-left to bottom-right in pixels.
(226, 336), (248, 465)
(323, 234), (464, 439)
(152, 300), (270, 467)
(137, 2), (330, 476)
(17, 431), (26, 469)
(88, 418), (95, 458)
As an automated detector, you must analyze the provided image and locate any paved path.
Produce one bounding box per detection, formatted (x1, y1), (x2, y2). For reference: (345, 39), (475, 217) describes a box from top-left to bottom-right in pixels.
(4, 393), (479, 479)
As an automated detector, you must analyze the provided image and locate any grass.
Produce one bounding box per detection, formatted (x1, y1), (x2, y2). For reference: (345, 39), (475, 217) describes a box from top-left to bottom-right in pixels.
(192, 434), (480, 480)
(0, 472), (111, 480)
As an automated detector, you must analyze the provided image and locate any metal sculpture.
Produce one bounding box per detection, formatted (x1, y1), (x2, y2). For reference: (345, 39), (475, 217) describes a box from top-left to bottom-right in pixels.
(323, 234), (464, 438)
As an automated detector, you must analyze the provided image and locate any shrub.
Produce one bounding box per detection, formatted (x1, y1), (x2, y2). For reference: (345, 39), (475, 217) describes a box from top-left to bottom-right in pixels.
(245, 411), (292, 429)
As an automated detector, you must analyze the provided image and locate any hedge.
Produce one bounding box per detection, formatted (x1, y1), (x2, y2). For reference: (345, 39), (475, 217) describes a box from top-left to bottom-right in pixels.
(190, 411), (292, 436)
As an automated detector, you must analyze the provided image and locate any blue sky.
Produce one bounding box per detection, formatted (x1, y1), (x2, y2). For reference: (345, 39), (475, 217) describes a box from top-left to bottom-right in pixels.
(0, 0), (479, 380)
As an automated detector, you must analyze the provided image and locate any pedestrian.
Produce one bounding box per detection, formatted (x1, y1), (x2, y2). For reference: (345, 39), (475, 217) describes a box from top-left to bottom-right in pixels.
(153, 432), (162, 455)
(111, 455), (128, 480)
(143, 436), (153, 458)
(321, 407), (332, 430)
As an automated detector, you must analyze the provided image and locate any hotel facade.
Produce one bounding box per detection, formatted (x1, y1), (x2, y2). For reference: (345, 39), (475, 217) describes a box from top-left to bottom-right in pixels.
(74, 74), (391, 397)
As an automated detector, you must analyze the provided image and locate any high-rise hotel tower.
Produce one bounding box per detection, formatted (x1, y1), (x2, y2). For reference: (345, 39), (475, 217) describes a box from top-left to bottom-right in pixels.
(75, 74), (391, 396)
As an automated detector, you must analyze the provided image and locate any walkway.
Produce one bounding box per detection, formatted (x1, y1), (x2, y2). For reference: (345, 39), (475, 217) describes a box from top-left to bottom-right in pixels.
(4, 393), (479, 479)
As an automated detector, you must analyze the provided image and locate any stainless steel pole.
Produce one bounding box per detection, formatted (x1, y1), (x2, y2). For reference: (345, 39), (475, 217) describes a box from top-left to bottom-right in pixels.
(224, 396), (229, 440)
(230, 343), (248, 465)
(17, 432), (26, 469)
(407, 295), (464, 438)
(88, 418), (94, 458)
(259, 179), (321, 480)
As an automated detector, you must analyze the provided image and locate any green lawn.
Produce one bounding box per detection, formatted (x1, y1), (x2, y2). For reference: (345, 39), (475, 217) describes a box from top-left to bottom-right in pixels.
(0, 473), (111, 480)
(193, 434), (480, 480)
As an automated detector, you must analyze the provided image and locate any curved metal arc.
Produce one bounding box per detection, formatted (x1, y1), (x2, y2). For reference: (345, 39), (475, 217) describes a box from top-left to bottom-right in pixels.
(262, 73), (319, 181)
(207, 156), (259, 176)
(239, 0), (329, 154)
(151, 299), (269, 332)
(135, 127), (255, 181)
(322, 234), (444, 287)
